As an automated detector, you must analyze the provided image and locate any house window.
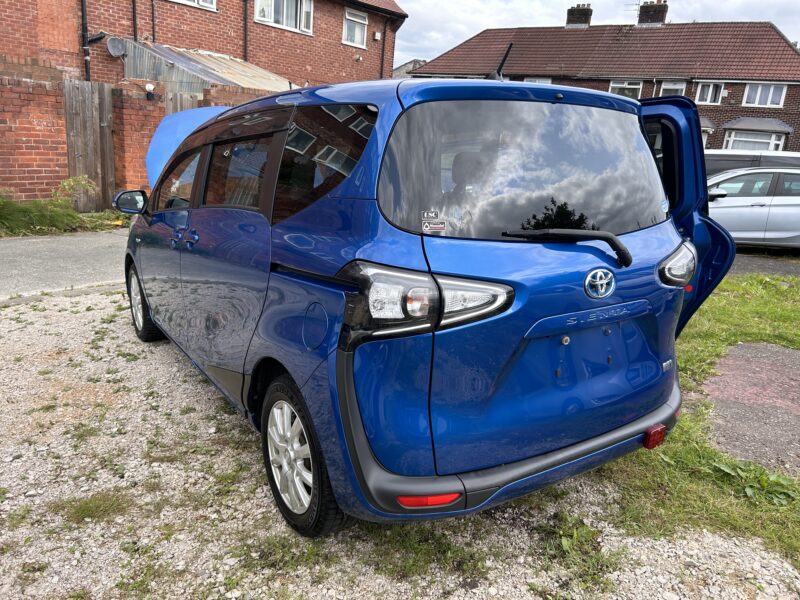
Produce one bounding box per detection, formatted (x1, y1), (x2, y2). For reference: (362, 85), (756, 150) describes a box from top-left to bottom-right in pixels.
(701, 129), (711, 148)
(349, 116), (374, 139)
(524, 77), (552, 84)
(314, 145), (358, 176)
(609, 81), (643, 99)
(696, 82), (724, 105)
(660, 81), (686, 96)
(286, 125), (316, 154)
(343, 8), (368, 48)
(255, 0), (313, 34)
(322, 104), (356, 122)
(168, 0), (217, 9)
(723, 130), (785, 152)
(743, 83), (787, 108)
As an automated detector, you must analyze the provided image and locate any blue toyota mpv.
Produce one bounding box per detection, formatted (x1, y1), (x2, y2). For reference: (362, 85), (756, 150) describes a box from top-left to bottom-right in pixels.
(114, 79), (735, 536)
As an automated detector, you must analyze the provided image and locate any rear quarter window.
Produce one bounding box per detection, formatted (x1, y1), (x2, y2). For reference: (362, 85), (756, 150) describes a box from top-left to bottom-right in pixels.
(378, 100), (667, 239)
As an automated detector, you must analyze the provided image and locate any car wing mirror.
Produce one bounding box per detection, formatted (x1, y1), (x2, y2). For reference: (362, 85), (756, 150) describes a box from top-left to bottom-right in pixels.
(113, 190), (148, 214)
(708, 187), (728, 201)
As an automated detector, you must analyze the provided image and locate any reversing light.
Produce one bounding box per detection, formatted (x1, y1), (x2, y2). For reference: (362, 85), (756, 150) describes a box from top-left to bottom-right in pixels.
(436, 275), (514, 329)
(658, 241), (697, 287)
(396, 493), (462, 508)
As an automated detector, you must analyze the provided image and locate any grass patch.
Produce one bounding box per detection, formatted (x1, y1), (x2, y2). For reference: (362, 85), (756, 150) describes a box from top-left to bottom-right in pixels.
(601, 274), (800, 568)
(7, 505), (32, 529)
(51, 490), (133, 524)
(358, 522), (487, 580)
(534, 512), (623, 593)
(0, 178), (129, 237)
(66, 422), (100, 445)
(226, 534), (333, 574)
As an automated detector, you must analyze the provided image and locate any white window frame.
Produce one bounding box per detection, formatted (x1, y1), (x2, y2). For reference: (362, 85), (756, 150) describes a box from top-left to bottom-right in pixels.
(286, 125), (316, 155)
(313, 145), (357, 176)
(660, 80), (686, 96)
(695, 82), (725, 105)
(322, 104), (356, 122)
(524, 77), (552, 84)
(254, 0), (314, 35)
(342, 8), (368, 49)
(701, 129), (712, 149)
(723, 130), (785, 152)
(349, 116), (374, 139)
(742, 83), (787, 108)
(167, 0), (218, 11)
(608, 80), (643, 99)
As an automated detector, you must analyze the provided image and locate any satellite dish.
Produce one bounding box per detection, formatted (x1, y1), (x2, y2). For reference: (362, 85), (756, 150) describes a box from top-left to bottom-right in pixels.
(107, 37), (127, 58)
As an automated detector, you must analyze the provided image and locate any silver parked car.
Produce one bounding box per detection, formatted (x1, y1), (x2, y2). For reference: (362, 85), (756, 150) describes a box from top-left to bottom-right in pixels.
(707, 168), (800, 248)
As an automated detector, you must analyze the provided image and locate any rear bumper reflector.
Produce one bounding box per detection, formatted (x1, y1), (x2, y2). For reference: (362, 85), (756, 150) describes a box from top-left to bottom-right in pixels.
(396, 493), (462, 508)
(643, 424), (667, 449)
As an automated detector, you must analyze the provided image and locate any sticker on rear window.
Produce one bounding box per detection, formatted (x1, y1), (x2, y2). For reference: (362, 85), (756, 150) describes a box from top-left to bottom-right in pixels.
(421, 210), (439, 220)
(422, 220), (446, 233)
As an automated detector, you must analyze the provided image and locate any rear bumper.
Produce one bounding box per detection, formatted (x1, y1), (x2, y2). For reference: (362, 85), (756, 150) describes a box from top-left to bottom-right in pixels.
(333, 349), (681, 521)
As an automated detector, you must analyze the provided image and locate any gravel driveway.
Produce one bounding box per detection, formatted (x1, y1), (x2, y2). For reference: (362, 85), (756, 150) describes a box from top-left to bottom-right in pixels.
(1, 292), (798, 599)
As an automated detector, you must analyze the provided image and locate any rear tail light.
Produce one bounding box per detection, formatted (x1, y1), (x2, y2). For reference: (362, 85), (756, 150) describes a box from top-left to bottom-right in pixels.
(658, 241), (697, 287)
(643, 424), (667, 449)
(337, 261), (513, 350)
(396, 493), (461, 508)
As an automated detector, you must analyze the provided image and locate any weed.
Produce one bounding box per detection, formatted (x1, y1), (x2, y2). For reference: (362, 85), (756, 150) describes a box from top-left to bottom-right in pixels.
(358, 522), (487, 580)
(0, 487), (7, 502)
(66, 422), (100, 445)
(37, 368), (54, 376)
(13, 355), (23, 363)
(7, 505), (32, 529)
(116, 350), (140, 362)
(50, 490), (133, 524)
(535, 512), (623, 593)
(227, 533), (333, 573)
(179, 405), (196, 415)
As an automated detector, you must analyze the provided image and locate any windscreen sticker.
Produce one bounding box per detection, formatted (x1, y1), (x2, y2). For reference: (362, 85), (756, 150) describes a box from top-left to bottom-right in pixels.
(422, 220), (446, 233)
(421, 210), (439, 220)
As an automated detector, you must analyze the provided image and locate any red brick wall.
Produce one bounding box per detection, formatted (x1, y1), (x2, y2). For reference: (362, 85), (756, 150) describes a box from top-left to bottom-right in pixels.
(201, 84), (265, 107)
(0, 73), (69, 201)
(112, 82), (167, 193)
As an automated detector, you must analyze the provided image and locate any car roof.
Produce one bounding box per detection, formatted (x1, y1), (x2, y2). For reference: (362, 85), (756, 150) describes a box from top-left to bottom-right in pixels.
(709, 166), (800, 180)
(213, 78), (642, 122)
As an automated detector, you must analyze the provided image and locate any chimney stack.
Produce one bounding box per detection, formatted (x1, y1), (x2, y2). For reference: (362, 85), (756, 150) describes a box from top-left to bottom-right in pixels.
(566, 4), (593, 28)
(638, 0), (668, 26)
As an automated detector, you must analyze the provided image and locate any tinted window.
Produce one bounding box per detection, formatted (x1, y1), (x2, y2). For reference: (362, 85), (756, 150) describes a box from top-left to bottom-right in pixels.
(378, 101), (667, 239)
(716, 173), (773, 198)
(780, 173), (800, 196)
(272, 105), (376, 224)
(155, 151), (201, 211)
(204, 138), (271, 209)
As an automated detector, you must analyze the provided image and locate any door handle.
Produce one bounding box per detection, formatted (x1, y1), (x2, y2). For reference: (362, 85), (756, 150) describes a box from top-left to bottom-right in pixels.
(750, 202), (767, 207)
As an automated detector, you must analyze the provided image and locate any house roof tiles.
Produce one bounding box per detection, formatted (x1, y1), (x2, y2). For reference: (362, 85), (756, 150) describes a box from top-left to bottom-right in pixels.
(413, 22), (800, 82)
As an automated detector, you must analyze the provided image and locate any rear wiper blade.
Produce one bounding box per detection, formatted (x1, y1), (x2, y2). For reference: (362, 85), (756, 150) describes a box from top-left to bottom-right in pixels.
(501, 228), (633, 268)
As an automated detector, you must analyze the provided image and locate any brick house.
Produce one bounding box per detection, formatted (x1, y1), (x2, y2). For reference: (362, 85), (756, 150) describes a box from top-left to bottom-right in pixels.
(0, 0), (406, 206)
(412, 1), (800, 153)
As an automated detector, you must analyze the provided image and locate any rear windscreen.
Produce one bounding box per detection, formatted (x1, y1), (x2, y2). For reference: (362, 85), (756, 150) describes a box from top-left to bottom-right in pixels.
(378, 100), (668, 239)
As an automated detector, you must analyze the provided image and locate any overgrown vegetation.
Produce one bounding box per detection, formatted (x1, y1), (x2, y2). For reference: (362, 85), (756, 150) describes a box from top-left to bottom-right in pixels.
(0, 177), (129, 237)
(602, 274), (800, 568)
(534, 511), (624, 593)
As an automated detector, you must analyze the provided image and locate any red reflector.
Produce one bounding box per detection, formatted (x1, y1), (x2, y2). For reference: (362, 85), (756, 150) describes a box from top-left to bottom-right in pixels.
(396, 493), (461, 508)
(684, 284), (694, 293)
(643, 424), (667, 450)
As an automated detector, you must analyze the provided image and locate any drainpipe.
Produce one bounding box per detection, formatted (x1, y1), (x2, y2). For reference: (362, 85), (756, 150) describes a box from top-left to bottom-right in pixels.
(379, 18), (390, 79)
(151, 0), (157, 42)
(132, 0), (139, 42)
(80, 0), (91, 80)
(242, 0), (249, 62)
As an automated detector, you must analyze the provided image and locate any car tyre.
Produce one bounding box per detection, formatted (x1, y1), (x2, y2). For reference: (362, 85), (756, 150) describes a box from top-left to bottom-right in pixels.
(261, 375), (350, 537)
(127, 265), (165, 342)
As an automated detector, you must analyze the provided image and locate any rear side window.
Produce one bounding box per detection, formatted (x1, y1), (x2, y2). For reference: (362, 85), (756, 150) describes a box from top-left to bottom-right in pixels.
(780, 173), (800, 196)
(155, 150), (201, 212)
(204, 138), (272, 209)
(716, 173), (773, 198)
(378, 100), (667, 239)
(272, 104), (377, 224)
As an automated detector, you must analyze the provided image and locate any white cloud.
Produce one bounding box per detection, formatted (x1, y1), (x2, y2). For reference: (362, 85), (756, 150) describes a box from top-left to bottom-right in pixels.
(394, 0), (800, 67)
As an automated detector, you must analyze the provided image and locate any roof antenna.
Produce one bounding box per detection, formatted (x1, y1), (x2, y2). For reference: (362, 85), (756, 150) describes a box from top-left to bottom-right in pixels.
(487, 43), (513, 80)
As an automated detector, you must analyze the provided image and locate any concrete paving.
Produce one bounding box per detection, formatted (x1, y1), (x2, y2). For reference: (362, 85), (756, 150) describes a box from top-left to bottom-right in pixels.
(0, 228), (129, 299)
(705, 343), (800, 477)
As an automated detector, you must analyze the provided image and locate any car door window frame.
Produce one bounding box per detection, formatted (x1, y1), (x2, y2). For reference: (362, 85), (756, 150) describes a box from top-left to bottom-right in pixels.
(150, 147), (206, 215)
(715, 172), (778, 198)
(776, 172), (800, 197)
(193, 132), (285, 217)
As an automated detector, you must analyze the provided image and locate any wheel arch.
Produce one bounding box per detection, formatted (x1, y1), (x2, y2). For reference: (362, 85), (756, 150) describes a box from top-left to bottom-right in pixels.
(246, 357), (295, 431)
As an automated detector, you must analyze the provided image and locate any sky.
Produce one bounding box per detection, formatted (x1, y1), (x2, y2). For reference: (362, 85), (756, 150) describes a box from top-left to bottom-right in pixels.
(393, 0), (800, 67)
